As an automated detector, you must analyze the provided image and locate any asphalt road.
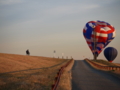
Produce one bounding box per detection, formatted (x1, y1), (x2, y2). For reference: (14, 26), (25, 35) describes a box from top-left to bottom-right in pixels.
(72, 60), (120, 90)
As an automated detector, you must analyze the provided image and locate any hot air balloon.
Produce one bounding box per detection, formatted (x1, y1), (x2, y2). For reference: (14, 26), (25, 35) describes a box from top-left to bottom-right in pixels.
(104, 47), (118, 62)
(83, 20), (116, 60)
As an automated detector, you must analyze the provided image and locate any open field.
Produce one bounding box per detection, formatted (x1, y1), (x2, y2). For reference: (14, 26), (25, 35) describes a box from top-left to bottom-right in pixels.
(0, 53), (70, 90)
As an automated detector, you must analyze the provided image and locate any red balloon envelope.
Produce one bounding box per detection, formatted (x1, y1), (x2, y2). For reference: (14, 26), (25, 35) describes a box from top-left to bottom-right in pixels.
(83, 20), (116, 56)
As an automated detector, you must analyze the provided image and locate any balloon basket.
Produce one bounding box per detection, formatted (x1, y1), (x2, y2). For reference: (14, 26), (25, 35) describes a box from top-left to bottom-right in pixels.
(109, 61), (112, 63)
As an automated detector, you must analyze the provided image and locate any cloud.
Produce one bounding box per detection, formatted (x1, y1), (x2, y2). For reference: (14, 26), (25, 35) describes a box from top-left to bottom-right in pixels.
(0, 0), (23, 5)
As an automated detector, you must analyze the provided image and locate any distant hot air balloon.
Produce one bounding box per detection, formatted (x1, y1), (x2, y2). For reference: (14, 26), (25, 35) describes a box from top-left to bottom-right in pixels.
(83, 20), (116, 60)
(104, 47), (118, 62)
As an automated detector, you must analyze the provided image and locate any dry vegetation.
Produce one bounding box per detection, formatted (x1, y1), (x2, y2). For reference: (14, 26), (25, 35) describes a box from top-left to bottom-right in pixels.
(0, 53), (70, 90)
(57, 60), (74, 90)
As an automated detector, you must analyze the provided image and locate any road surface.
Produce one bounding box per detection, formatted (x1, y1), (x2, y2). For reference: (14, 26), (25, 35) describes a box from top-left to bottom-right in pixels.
(72, 60), (120, 90)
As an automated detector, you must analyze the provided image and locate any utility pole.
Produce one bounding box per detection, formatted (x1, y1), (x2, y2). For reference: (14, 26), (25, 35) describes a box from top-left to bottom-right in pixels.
(62, 53), (64, 59)
(53, 50), (56, 58)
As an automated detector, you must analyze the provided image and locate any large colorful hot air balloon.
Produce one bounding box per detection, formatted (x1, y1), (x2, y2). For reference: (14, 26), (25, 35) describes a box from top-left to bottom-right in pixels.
(83, 20), (116, 60)
(104, 47), (118, 62)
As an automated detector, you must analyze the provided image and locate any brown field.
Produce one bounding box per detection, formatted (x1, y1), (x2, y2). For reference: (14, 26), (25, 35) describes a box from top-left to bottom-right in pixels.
(0, 53), (70, 90)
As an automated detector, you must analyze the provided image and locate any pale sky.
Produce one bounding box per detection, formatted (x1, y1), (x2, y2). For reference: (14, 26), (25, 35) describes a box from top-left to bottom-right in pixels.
(0, 0), (120, 63)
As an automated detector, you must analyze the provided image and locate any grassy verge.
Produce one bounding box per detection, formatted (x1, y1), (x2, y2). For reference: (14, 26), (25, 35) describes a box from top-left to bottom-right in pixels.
(57, 60), (74, 90)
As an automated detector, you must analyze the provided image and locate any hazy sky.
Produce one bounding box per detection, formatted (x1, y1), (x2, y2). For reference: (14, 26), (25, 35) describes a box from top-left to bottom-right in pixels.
(0, 0), (120, 63)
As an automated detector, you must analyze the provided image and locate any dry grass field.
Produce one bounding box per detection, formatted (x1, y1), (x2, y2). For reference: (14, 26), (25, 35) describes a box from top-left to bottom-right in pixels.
(0, 53), (70, 90)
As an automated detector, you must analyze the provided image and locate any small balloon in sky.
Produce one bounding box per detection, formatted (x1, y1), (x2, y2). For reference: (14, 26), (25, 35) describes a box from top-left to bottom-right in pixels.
(104, 47), (118, 62)
(83, 20), (116, 58)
